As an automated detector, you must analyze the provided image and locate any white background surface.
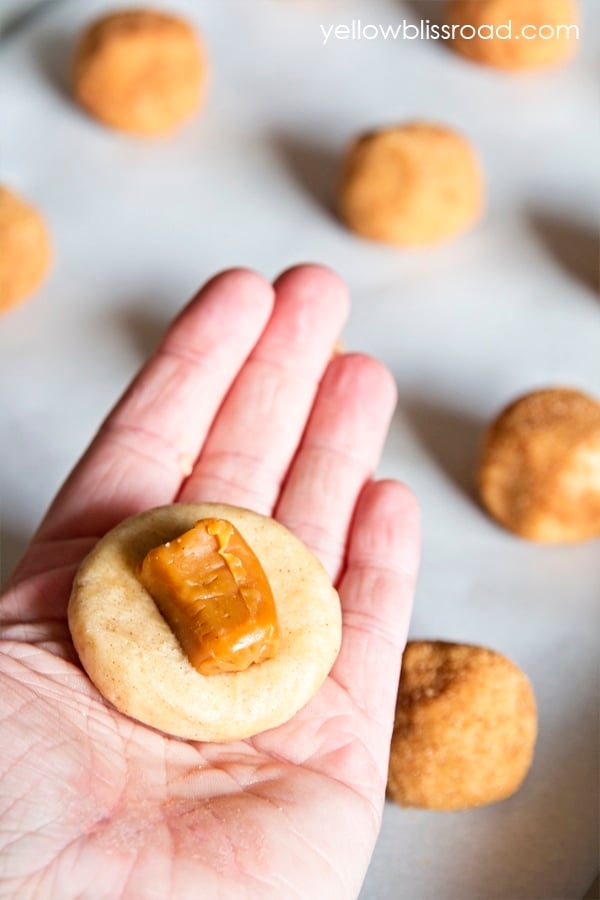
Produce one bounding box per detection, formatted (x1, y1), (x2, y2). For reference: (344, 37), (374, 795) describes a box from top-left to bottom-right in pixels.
(1, 1), (599, 897)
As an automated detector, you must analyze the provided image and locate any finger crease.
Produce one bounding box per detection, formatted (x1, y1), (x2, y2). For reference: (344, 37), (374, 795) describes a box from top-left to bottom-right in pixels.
(247, 353), (322, 389)
(342, 609), (408, 648)
(199, 447), (281, 475)
(157, 342), (220, 372)
(183, 472), (274, 508)
(347, 559), (418, 587)
(302, 441), (376, 473)
(100, 422), (183, 474)
(277, 520), (345, 565)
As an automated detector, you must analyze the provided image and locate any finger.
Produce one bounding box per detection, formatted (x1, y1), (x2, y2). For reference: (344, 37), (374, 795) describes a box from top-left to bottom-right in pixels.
(0, 536), (97, 624)
(333, 480), (420, 735)
(178, 264), (349, 512)
(275, 354), (397, 582)
(35, 269), (275, 542)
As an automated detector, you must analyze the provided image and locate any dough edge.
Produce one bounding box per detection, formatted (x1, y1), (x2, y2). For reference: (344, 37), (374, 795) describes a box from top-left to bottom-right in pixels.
(68, 503), (342, 741)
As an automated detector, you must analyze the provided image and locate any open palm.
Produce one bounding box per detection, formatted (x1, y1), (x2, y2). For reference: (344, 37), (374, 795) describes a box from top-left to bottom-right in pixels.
(0, 265), (419, 900)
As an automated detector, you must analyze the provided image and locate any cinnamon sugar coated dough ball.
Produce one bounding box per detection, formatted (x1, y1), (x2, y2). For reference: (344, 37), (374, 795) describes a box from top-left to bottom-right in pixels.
(0, 186), (51, 313)
(446, 0), (579, 70)
(339, 123), (484, 246)
(72, 8), (207, 135)
(387, 641), (537, 811)
(68, 503), (342, 742)
(478, 388), (600, 542)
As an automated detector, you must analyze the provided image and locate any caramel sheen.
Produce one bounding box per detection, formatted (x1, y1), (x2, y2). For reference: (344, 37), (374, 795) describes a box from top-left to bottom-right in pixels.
(138, 518), (280, 675)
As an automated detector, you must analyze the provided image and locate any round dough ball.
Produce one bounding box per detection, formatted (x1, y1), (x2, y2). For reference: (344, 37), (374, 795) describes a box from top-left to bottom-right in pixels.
(446, 0), (579, 71)
(339, 122), (484, 246)
(478, 388), (600, 543)
(72, 8), (207, 136)
(68, 503), (342, 742)
(0, 185), (51, 314)
(388, 641), (537, 811)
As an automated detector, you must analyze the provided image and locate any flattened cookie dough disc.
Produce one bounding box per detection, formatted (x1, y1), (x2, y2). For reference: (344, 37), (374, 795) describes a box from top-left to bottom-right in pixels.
(478, 387), (600, 542)
(388, 641), (537, 811)
(68, 504), (342, 742)
(72, 8), (207, 136)
(0, 185), (51, 313)
(339, 122), (484, 246)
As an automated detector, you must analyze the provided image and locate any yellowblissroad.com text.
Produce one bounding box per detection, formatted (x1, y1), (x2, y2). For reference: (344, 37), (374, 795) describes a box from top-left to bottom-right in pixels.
(320, 19), (580, 46)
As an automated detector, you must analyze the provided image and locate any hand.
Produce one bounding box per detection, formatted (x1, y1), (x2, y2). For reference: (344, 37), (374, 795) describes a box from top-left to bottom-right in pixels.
(0, 265), (419, 899)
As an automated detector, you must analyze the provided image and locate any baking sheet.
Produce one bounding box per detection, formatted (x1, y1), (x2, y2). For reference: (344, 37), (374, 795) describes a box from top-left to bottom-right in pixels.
(1, 1), (599, 897)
